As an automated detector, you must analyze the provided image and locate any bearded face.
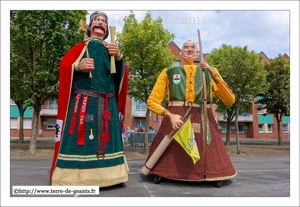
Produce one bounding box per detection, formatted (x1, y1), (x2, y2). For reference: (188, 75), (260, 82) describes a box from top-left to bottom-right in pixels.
(180, 41), (199, 63)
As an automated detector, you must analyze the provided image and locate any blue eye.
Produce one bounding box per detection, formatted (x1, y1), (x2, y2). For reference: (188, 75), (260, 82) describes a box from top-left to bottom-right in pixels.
(94, 17), (106, 24)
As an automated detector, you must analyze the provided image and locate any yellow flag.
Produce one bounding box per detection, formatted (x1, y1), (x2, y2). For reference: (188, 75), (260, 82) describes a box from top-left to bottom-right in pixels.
(173, 119), (200, 164)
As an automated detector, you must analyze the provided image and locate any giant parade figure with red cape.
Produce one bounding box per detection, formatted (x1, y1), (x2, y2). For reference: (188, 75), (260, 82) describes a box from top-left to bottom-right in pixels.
(142, 39), (237, 187)
(50, 11), (129, 187)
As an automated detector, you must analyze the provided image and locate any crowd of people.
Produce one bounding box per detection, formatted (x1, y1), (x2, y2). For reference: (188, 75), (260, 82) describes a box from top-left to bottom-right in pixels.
(122, 126), (157, 145)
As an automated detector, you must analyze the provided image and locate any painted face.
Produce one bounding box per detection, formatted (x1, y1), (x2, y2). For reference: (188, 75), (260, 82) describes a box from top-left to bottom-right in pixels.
(180, 41), (199, 62)
(90, 15), (107, 38)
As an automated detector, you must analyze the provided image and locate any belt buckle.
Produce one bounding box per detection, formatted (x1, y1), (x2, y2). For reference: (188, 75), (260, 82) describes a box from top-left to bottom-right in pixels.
(96, 152), (105, 161)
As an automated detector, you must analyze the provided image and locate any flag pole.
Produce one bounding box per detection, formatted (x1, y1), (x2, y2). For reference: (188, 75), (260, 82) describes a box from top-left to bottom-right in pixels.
(198, 29), (208, 178)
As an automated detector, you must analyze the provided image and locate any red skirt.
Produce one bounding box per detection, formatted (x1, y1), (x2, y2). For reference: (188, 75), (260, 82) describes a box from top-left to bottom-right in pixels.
(145, 106), (237, 181)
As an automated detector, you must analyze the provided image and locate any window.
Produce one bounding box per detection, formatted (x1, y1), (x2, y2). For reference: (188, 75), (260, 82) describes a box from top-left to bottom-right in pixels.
(283, 124), (287, 133)
(257, 105), (263, 114)
(238, 124), (244, 133)
(47, 118), (56, 129)
(23, 118), (32, 129)
(135, 119), (146, 130)
(221, 124), (232, 133)
(268, 124), (273, 133)
(10, 118), (18, 129)
(259, 124), (264, 133)
(135, 100), (147, 116)
(222, 124), (226, 133)
(48, 100), (58, 110)
(11, 99), (16, 105)
(174, 60), (181, 66)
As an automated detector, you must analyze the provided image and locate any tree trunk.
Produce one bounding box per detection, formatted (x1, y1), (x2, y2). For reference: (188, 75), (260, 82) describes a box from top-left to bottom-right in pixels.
(276, 117), (282, 146)
(143, 109), (150, 154)
(19, 111), (25, 144)
(16, 103), (26, 143)
(28, 106), (40, 154)
(226, 118), (232, 146)
(235, 101), (240, 154)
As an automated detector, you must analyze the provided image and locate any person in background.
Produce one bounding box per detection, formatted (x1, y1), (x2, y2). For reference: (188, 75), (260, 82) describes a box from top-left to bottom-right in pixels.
(122, 125), (126, 143)
(127, 127), (134, 145)
(137, 125), (144, 132)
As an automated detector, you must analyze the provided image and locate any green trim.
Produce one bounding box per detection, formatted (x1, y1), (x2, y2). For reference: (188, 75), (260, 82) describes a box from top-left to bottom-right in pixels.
(10, 106), (32, 118)
(56, 156), (125, 169)
(58, 152), (124, 160)
(201, 104), (212, 145)
(195, 66), (211, 104)
(258, 114), (273, 124)
(204, 67), (211, 104)
(283, 116), (290, 124)
(194, 66), (203, 104)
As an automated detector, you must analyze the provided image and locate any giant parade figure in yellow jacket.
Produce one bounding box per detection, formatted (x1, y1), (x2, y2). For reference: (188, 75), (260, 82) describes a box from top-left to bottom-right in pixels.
(144, 40), (237, 186)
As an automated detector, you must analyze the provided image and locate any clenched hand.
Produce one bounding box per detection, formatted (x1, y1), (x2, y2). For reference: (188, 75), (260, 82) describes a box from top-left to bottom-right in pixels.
(106, 43), (121, 58)
(78, 58), (94, 73)
(166, 112), (184, 130)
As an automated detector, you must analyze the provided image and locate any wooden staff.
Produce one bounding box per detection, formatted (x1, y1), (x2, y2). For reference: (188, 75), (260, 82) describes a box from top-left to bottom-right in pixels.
(79, 19), (92, 79)
(109, 26), (116, 73)
(198, 29), (208, 178)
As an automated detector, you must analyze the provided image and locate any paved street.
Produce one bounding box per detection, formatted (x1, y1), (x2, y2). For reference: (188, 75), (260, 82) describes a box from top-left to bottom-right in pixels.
(10, 156), (290, 197)
(7, 138), (297, 206)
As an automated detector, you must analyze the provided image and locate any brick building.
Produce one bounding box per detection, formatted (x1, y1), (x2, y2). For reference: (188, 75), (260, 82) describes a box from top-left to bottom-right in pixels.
(10, 100), (33, 138)
(122, 41), (290, 139)
(10, 99), (58, 138)
(10, 41), (290, 139)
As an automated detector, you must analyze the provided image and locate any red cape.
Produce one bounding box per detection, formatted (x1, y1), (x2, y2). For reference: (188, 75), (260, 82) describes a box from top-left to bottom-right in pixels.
(49, 41), (128, 181)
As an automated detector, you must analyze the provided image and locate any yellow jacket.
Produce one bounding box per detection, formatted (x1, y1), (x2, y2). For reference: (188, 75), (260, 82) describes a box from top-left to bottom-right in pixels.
(147, 64), (235, 116)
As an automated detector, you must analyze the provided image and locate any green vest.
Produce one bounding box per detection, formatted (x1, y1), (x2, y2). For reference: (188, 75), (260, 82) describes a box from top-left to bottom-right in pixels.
(167, 65), (211, 104)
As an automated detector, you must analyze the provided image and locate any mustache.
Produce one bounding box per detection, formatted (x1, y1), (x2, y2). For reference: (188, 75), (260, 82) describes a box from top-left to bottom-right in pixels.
(93, 25), (106, 32)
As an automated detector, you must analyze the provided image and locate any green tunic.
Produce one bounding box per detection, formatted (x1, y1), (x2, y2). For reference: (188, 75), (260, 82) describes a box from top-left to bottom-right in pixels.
(56, 37), (125, 169)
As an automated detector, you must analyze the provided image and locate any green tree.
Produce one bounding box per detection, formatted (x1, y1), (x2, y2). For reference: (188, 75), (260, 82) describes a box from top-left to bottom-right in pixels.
(255, 55), (290, 146)
(10, 43), (29, 143)
(116, 11), (177, 153)
(207, 45), (268, 153)
(10, 10), (88, 154)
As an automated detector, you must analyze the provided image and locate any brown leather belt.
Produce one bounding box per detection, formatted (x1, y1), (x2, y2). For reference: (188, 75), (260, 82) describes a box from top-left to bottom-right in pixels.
(72, 89), (115, 160)
(168, 101), (201, 108)
(168, 101), (212, 108)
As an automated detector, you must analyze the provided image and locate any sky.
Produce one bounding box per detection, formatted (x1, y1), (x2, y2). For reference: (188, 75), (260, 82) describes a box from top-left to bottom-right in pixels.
(86, 10), (289, 59)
